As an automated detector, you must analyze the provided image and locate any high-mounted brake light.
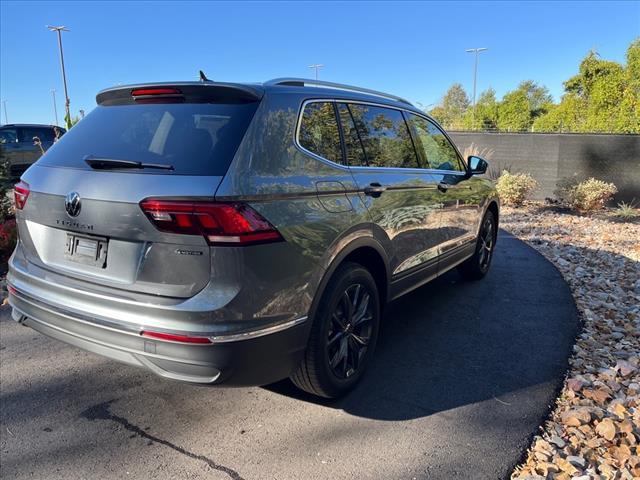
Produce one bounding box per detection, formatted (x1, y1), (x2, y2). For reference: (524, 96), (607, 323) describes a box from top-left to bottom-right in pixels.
(139, 199), (283, 246)
(131, 87), (182, 96)
(14, 181), (30, 210)
(140, 330), (213, 344)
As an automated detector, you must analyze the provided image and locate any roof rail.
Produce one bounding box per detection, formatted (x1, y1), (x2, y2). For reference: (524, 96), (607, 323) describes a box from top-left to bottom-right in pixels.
(265, 77), (413, 106)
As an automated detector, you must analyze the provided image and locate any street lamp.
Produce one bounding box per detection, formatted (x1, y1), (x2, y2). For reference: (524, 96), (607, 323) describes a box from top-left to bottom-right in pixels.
(47, 25), (71, 129)
(308, 64), (324, 82)
(1, 100), (7, 124)
(51, 89), (59, 126)
(465, 47), (488, 128)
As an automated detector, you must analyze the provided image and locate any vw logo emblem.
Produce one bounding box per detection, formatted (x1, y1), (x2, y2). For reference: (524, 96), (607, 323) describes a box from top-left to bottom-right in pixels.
(64, 192), (81, 217)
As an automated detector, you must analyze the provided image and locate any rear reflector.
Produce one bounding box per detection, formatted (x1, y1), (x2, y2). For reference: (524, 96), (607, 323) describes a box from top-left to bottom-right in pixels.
(7, 285), (18, 296)
(139, 199), (283, 246)
(140, 330), (212, 344)
(14, 181), (30, 210)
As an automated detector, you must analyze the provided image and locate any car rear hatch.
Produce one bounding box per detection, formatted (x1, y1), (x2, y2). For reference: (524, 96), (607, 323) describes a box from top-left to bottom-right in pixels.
(15, 82), (263, 299)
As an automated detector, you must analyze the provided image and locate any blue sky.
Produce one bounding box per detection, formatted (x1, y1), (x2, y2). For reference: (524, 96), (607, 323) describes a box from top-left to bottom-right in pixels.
(1, 1), (638, 125)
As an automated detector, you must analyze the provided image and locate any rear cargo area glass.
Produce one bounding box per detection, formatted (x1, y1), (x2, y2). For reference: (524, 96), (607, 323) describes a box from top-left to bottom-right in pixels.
(37, 102), (259, 175)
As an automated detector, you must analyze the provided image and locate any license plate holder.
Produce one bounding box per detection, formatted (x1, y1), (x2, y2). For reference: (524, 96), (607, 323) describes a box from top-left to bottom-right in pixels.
(65, 233), (108, 268)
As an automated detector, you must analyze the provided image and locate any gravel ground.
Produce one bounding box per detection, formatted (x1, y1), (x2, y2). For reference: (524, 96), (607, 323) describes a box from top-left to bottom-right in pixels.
(503, 206), (640, 479)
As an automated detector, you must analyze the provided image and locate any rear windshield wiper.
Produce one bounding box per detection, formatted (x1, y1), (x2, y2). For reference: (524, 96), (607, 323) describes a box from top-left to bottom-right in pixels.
(84, 155), (174, 171)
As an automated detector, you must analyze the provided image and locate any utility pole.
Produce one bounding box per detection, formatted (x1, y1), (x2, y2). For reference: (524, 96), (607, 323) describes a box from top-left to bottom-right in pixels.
(1, 100), (7, 124)
(47, 25), (71, 129)
(308, 64), (324, 83)
(51, 89), (59, 126)
(465, 47), (488, 129)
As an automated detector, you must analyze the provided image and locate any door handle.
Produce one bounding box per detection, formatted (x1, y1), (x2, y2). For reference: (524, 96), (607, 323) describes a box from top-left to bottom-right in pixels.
(364, 183), (386, 197)
(437, 182), (450, 193)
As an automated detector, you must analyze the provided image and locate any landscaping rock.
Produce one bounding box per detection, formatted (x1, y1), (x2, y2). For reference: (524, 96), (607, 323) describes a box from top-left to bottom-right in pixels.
(506, 206), (640, 479)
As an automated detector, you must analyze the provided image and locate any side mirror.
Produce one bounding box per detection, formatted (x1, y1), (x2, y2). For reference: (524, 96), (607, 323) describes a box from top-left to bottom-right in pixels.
(467, 155), (488, 175)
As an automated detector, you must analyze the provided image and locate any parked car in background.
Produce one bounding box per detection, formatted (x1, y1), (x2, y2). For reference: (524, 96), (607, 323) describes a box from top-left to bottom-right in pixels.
(0, 124), (65, 179)
(7, 78), (498, 398)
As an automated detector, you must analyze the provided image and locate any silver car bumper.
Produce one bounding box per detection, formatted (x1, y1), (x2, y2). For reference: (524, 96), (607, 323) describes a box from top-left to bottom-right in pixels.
(7, 262), (309, 385)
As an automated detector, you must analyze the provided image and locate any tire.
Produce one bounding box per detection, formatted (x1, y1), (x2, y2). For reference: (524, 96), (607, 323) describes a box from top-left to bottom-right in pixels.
(458, 209), (497, 281)
(291, 262), (380, 398)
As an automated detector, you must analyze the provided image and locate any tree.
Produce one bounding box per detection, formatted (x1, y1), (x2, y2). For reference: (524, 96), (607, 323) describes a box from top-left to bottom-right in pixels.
(462, 88), (499, 130)
(518, 80), (553, 120)
(498, 89), (531, 131)
(534, 39), (640, 133)
(429, 84), (469, 130)
(615, 39), (640, 132)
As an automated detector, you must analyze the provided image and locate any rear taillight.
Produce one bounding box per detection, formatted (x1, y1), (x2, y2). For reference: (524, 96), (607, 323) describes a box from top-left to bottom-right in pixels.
(14, 181), (30, 210)
(139, 199), (283, 246)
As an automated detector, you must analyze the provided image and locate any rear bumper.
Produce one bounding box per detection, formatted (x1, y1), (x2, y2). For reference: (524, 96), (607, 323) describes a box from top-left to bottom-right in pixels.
(8, 285), (309, 386)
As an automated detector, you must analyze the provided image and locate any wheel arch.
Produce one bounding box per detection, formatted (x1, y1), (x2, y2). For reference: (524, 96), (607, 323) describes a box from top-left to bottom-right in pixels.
(308, 238), (390, 326)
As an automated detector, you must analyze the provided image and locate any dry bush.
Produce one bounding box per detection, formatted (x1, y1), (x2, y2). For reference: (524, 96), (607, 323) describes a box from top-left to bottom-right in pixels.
(496, 171), (538, 206)
(564, 178), (618, 212)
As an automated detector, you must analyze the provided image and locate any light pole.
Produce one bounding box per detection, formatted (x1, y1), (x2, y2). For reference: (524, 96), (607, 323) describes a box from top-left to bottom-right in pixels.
(47, 25), (71, 129)
(1, 100), (7, 124)
(308, 64), (324, 82)
(465, 47), (488, 128)
(51, 89), (59, 126)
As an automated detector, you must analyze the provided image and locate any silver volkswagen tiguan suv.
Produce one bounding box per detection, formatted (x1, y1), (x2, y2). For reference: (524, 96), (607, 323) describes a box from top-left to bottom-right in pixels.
(7, 78), (499, 398)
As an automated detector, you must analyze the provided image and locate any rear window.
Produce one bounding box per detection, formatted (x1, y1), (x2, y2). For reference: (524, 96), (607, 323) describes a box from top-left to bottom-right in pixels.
(37, 102), (259, 175)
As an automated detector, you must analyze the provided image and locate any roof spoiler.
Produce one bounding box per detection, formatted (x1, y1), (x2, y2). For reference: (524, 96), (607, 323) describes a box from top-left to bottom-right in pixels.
(96, 82), (264, 106)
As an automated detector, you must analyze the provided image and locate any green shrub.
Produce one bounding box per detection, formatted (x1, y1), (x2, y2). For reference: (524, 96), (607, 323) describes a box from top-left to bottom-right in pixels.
(566, 178), (618, 212)
(495, 171), (538, 206)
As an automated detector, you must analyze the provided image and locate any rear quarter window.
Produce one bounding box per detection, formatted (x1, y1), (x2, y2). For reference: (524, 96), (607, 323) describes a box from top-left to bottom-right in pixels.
(298, 101), (342, 164)
(37, 102), (259, 175)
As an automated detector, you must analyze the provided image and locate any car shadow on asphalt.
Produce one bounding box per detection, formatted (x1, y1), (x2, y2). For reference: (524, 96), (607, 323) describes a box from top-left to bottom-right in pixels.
(264, 231), (581, 421)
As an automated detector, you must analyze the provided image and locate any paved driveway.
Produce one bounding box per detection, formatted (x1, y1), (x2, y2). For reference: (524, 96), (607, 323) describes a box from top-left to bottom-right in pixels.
(0, 231), (579, 479)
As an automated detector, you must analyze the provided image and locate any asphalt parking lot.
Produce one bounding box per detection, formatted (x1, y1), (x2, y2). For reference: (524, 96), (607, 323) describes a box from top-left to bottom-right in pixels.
(0, 231), (580, 480)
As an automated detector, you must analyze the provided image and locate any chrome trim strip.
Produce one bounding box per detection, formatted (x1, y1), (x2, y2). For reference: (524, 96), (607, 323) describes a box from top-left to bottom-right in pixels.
(208, 316), (308, 343)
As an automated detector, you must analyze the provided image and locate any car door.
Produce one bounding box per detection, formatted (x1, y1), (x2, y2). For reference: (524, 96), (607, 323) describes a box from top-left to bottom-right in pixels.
(337, 102), (442, 298)
(405, 113), (482, 272)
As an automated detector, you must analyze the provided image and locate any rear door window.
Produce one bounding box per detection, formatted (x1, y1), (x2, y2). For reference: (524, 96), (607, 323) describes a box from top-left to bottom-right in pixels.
(37, 102), (259, 175)
(406, 114), (465, 172)
(347, 104), (419, 169)
(298, 102), (342, 164)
